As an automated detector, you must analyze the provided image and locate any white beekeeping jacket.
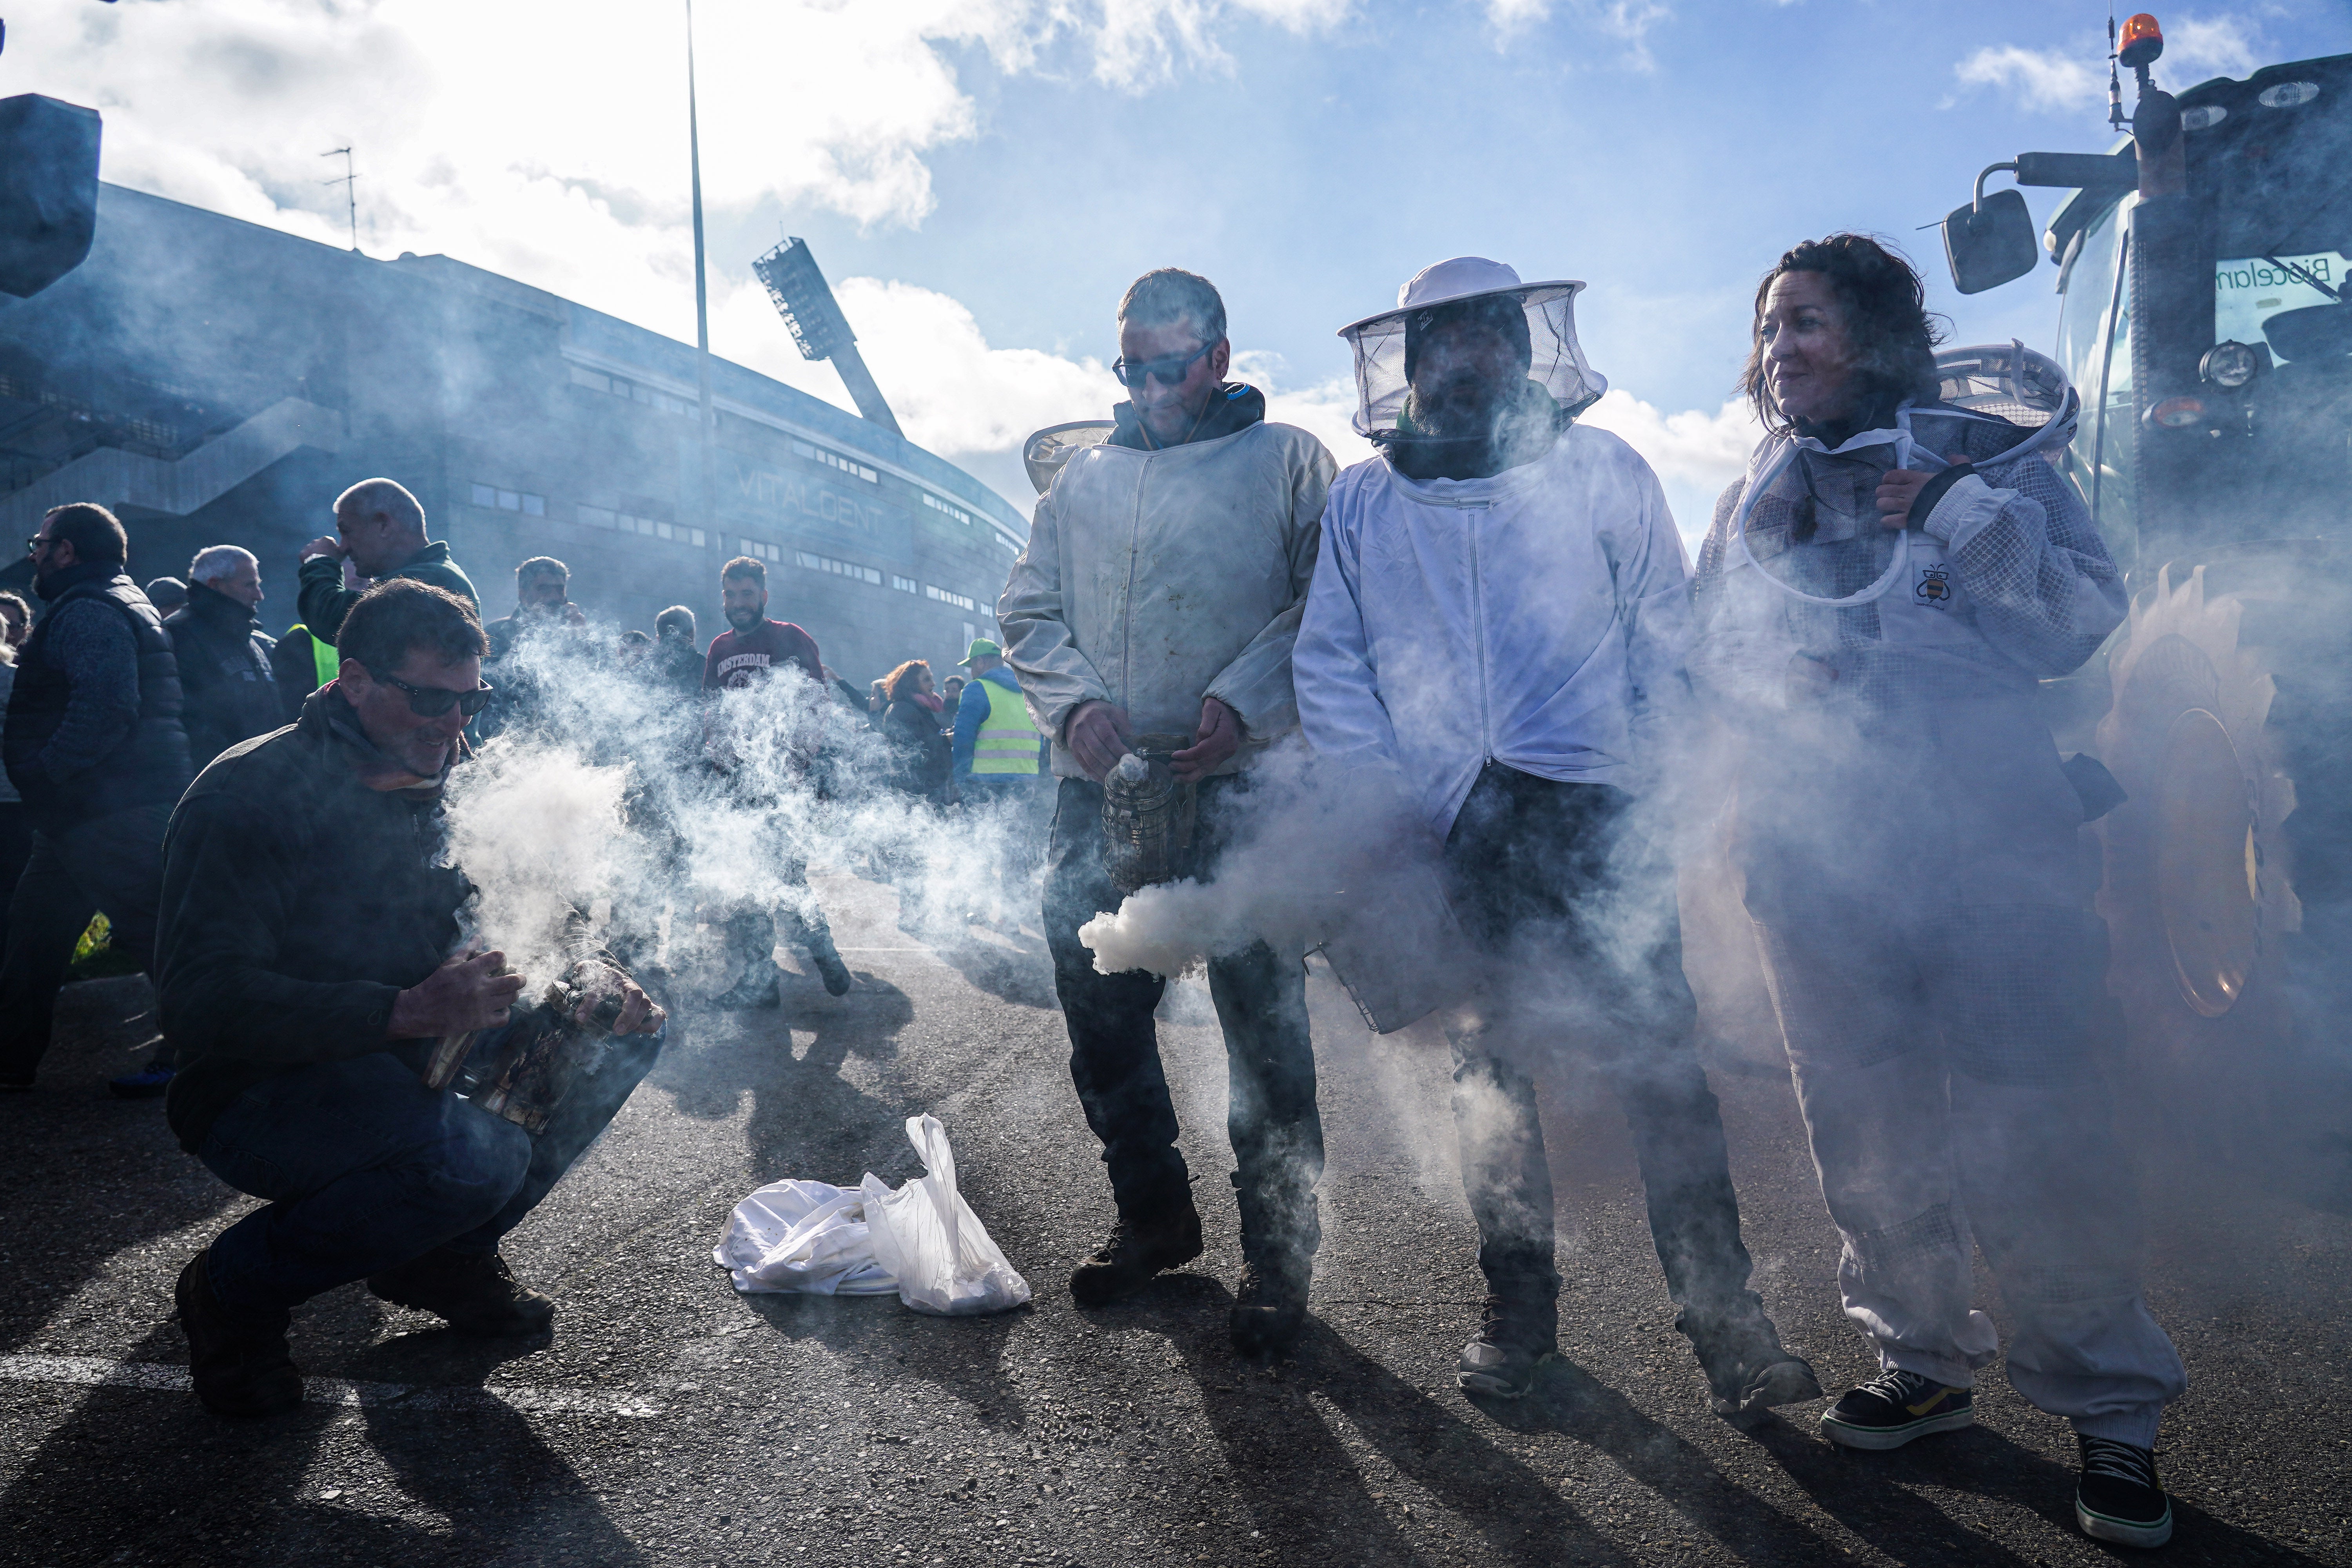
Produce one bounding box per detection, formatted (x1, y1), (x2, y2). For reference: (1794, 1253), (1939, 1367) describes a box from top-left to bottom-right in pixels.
(1296, 424), (1694, 839)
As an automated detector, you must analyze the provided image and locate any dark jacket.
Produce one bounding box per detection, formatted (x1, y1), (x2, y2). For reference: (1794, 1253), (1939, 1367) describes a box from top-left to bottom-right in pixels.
(880, 697), (951, 795)
(269, 624), (334, 723)
(296, 539), (480, 647)
(3, 563), (192, 827)
(158, 686), (472, 1151)
(167, 583), (281, 771)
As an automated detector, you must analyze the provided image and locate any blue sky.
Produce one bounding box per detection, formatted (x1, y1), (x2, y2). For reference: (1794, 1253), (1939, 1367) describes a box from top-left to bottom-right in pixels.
(9, 0), (2349, 530)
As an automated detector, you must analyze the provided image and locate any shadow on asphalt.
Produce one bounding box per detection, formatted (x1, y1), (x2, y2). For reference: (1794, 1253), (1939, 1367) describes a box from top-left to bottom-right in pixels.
(1105, 1275), (1649, 1566)
(648, 972), (922, 1187)
(0, 1309), (648, 1568)
(1744, 1416), (2334, 1567)
(0, 979), (240, 1359)
(737, 1290), (1030, 1428)
(927, 926), (1058, 1012)
(1469, 1356), (1849, 1563)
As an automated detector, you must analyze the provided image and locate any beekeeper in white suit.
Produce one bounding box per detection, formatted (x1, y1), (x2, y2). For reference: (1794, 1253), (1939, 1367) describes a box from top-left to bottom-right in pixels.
(1689, 234), (2185, 1550)
(1295, 256), (1818, 1416)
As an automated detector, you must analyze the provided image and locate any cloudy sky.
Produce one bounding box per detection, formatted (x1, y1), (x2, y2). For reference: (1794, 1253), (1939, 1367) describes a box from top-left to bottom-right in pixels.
(5, 0), (2344, 534)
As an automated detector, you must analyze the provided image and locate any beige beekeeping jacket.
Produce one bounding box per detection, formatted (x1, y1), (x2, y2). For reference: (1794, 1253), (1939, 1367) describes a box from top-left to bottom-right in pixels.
(999, 418), (1334, 778)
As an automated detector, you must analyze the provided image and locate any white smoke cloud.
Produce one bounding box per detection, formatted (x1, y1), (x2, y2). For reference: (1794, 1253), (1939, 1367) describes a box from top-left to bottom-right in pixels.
(1580, 390), (1760, 548)
(1952, 13), (2266, 113)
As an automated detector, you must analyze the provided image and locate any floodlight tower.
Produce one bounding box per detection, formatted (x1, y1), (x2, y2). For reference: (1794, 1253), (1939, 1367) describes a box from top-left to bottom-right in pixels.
(753, 237), (903, 437)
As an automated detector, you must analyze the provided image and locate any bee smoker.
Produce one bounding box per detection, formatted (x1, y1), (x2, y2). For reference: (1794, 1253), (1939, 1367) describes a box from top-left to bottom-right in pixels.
(422, 959), (630, 1133)
(1100, 735), (1198, 895)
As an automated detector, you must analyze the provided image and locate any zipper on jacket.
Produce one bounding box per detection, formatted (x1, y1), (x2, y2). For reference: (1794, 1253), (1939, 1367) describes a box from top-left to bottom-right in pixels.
(1469, 504), (1493, 764)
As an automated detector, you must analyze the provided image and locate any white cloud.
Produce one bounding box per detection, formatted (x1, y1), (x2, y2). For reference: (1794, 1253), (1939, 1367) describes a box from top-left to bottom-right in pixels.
(1580, 390), (1759, 546)
(1953, 12), (2266, 113)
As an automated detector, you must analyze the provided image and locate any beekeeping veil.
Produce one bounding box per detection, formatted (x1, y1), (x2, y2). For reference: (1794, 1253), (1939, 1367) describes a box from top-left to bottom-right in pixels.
(1337, 257), (1607, 442)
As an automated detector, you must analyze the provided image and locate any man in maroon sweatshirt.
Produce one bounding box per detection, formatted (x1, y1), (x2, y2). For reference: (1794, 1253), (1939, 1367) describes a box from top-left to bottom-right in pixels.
(700, 557), (851, 1002)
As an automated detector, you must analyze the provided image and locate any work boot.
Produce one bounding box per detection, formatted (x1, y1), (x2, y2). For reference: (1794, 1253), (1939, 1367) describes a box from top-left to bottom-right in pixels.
(1070, 1193), (1203, 1308)
(367, 1247), (556, 1336)
(175, 1250), (302, 1418)
(1678, 1296), (1823, 1416)
(1457, 1290), (1559, 1399)
(1229, 1179), (1318, 1356)
(806, 936), (853, 997)
(715, 963), (782, 1009)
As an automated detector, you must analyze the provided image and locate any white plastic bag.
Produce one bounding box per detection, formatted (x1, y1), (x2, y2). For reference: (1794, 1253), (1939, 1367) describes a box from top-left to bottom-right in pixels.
(712, 1178), (899, 1296)
(860, 1114), (1032, 1316)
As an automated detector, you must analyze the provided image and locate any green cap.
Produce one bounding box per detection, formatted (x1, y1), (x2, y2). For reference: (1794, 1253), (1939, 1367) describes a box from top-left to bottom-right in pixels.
(957, 638), (1002, 667)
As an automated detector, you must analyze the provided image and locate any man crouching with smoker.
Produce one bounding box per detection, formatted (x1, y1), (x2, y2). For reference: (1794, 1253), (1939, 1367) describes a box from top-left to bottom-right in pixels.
(158, 579), (663, 1417)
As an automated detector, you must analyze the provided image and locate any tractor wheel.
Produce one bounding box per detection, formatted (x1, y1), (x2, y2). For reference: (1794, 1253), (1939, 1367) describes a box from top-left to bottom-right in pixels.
(2094, 552), (2352, 1188)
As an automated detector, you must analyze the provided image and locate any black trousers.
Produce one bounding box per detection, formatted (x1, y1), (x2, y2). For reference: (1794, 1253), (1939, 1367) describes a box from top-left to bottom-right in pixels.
(1442, 765), (1755, 1318)
(0, 801), (172, 1082)
(1042, 773), (1321, 1251)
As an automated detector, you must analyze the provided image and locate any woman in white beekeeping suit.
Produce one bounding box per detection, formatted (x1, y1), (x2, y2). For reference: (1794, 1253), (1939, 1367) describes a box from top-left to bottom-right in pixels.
(1688, 234), (2187, 1550)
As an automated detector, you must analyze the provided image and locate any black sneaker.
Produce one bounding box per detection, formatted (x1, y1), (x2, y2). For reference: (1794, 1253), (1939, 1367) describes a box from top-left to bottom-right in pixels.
(1069, 1203), (1204, 1308)
(2076, 1435), (2172, 1548)
(1457, 1294), (1559, 1400)
(367, 1247), (555, 1336)
(175, 1251), (302, 1417)
(1679, 1301), (1824, 1416)
(1820, 1368), (1975, 1450)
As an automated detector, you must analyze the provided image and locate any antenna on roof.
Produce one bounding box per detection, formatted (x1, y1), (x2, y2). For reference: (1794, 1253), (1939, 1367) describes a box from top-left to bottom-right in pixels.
(320, 147), (358, 251)
(2107, 11), (2127, 131)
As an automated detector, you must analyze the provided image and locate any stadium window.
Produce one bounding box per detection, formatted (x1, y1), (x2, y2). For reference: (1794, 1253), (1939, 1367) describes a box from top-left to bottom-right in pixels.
(496, 489), (521, 511)
(568, 366), (610, 393)
(922, 492), (974, 528)
(923, 584), (976, 612)
(891, 575), (916, 594)
(471, 483), (496, 507)
(789, 437), (878, 484)
(521, 493), (544, 517)
(580, 505), (616, 529)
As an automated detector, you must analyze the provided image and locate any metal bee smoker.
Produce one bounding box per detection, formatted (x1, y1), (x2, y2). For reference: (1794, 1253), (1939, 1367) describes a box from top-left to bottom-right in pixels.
(422, 959), (628, 1133)
(1100, 734), (1198, 895)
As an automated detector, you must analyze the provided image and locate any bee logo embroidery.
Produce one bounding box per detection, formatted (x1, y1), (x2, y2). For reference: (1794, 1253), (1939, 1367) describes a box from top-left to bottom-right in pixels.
(1914, 564), (1953, 608)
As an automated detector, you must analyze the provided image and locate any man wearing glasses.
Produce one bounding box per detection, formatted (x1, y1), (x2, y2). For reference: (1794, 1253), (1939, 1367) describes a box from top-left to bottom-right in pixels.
(999, 268), (1335, 1354)
(0, 504), (192, 1095)
(154, 579), (664, 1417)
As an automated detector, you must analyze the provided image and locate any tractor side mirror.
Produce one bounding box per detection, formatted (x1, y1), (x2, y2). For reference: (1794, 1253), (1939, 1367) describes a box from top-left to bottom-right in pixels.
(1942, 189), (2040, 296)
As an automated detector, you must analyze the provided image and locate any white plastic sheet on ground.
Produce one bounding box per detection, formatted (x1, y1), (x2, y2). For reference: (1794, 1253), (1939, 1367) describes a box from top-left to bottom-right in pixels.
(713, 1114), (1031, 1316)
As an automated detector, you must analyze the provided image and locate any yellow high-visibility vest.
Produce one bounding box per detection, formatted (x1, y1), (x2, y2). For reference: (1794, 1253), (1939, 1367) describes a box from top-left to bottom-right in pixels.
(971, 676), (1040, 775)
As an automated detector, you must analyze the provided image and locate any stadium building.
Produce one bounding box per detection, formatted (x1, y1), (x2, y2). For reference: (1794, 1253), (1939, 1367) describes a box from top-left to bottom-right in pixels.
(0, 184), (1029, 685)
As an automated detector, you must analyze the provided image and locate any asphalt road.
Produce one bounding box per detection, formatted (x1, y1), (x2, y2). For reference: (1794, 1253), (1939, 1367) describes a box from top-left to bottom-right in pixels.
(2, 865), (2347, 1568)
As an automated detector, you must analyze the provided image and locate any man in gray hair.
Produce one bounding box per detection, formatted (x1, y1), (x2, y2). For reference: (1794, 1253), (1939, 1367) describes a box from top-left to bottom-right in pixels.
(171, 545), (281, 771)
(1000, 267), (1335, 1354)
(298, 478), (479, 649)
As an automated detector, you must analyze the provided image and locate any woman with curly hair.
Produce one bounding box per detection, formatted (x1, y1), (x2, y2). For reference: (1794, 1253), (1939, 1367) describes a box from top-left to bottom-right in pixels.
(877, 659), (950, 799)
(1688, 235), (2184, 1548)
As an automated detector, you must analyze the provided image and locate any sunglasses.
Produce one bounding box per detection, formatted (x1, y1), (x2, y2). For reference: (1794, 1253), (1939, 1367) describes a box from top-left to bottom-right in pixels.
(376, 671), (495, 719)
(1111, 340), (1216, 390)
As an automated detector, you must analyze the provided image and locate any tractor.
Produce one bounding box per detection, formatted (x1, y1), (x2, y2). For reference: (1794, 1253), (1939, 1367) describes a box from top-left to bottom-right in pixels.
(1944, 14), (2352, 1205)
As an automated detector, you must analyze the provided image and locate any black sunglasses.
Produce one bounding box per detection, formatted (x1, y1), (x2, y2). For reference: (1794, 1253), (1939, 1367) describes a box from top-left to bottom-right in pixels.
(1111, 340), (1216, 390)
(376, 671), (495, 719)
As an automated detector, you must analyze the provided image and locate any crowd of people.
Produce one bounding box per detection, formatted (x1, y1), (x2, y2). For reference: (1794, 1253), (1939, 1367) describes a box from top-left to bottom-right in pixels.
(0, 240), (2187, 1552)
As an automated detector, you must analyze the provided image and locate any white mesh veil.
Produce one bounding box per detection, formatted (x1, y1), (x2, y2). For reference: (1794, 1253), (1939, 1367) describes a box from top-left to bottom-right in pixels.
(1337, 263), (1607, 440)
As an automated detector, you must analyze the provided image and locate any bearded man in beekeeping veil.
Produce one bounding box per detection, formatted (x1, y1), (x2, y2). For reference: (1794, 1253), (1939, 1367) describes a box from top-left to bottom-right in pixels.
(1295, 257), (1818, 1413)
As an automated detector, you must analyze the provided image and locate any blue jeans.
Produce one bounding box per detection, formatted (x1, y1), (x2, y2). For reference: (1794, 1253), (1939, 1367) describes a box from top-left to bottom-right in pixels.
(196, 1029), (662, 1314)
